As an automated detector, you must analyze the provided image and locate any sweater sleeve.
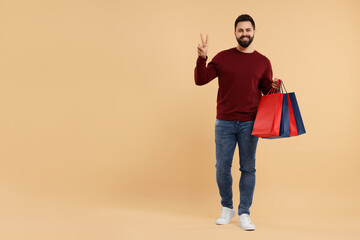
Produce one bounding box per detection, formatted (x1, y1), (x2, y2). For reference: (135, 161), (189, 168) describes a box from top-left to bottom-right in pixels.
(259, 58), (274, 95)
(194, 55), (219, 86)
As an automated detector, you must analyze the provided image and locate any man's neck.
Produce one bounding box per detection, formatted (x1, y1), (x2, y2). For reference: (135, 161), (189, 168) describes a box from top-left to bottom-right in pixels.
(236, 45), (254, 53)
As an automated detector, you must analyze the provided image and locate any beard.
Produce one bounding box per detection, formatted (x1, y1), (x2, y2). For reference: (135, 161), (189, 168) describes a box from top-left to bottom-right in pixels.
(236, 35), (254, 48)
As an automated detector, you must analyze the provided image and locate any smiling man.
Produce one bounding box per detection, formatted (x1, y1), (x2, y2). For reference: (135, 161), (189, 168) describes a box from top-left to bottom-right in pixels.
(194, 14), (279, 231)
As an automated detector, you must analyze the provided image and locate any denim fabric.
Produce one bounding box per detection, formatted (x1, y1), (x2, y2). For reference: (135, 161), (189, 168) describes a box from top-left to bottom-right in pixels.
(215, 119), (259, 215)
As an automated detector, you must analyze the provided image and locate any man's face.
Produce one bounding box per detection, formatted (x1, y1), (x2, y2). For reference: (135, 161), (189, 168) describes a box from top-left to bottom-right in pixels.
(234, 21), (255, 48)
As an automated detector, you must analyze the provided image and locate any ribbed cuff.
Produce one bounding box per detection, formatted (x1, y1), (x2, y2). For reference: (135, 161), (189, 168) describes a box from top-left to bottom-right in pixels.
(197, 55), (208, 61)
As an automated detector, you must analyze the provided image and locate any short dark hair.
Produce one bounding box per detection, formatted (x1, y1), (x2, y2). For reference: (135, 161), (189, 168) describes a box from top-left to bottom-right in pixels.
(234, 14), (255, 30)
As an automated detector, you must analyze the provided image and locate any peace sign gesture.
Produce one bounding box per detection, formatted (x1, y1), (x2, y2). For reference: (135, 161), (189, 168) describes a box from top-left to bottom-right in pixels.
(197, 33), (208, 59)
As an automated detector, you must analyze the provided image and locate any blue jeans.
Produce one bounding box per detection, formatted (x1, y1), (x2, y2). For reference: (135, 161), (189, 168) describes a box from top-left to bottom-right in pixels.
(215, 119), (259, 216)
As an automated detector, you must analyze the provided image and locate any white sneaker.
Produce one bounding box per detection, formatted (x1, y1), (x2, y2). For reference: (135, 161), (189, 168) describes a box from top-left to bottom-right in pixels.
(238, 213), (255, 231)
(215, 207), (236, 225)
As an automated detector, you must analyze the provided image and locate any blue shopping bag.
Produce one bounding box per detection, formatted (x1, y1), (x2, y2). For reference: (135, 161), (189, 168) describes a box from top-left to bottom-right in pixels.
(279, 93), (290, 137)
(289, 93), (306, 135)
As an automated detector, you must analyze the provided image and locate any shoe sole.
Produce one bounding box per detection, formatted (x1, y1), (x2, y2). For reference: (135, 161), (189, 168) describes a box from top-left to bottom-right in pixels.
(238, 224), (255, 231)
(239, 226), (255, 231)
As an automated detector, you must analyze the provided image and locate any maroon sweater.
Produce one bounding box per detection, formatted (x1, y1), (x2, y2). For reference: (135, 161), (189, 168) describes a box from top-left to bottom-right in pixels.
(194, 47), (274, 121)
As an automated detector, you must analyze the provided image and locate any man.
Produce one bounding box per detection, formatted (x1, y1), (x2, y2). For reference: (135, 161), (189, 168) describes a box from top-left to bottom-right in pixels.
(194, 14), (279, 231)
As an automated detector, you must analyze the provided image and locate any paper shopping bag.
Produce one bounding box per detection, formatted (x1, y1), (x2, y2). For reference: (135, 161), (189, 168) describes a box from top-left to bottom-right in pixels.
(264, 93), (291, 139)
(289, 92), (306, 135)
(288, 94), (299, 136)
(251, 92), (283, 137)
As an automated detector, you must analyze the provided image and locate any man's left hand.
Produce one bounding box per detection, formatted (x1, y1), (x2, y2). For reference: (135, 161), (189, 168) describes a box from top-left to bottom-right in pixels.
(272, 78), (280, 88)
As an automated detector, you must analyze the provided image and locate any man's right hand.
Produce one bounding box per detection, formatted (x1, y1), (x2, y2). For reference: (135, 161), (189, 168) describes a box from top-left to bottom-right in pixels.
(197, 33), (208, 59)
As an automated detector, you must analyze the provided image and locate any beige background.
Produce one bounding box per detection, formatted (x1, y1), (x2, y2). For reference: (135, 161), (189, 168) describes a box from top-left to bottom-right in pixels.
(0, 0), (359, 239)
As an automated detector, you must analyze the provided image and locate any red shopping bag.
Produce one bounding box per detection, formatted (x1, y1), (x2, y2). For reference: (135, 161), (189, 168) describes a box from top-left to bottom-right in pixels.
(251, 90), (283, 138)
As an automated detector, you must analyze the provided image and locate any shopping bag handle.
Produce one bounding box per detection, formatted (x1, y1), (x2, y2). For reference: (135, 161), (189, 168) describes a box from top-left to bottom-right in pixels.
(266, 79), (287, 95)
(280, 79), (287, 93)
(267, 79), (281, 95)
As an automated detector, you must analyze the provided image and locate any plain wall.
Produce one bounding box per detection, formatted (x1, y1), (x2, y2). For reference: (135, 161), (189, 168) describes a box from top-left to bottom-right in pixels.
(0, 0), (359, 229)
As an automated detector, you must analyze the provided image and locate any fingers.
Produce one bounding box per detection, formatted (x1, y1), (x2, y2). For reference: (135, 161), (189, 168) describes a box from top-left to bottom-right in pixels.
(197, 44), (203, 55)
(200, 33), (209, 45)
(197, 43), (203, 52)
(272, 78), (281, 88)
(198, 34), (208, 57)
(197, 43), (206, 52)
